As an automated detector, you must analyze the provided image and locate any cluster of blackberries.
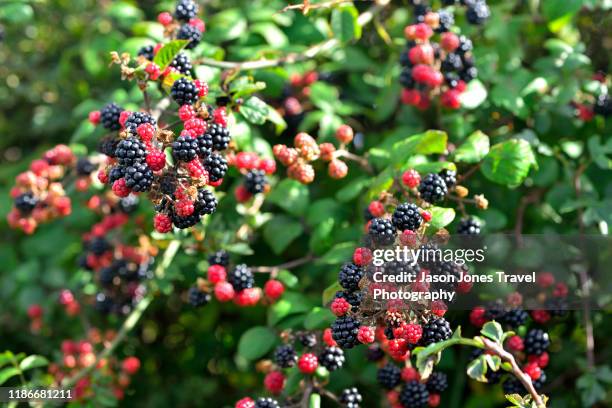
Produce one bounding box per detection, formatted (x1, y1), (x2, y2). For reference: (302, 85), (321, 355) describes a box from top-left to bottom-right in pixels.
(418, 169), (456, 203)
(94, 256), (152, 315)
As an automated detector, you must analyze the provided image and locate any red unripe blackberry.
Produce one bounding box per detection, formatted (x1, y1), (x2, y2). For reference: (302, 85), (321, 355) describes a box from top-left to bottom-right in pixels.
(388, 338), (409, 360)
(428, 393), (441, 407)
(353, 247), (372, 266)
(122, 357), (140, 375)
(441, 89), (461, 109)
(331, 297), (351, 316)
(328, 159), (348, 179)
(401, 88), (422, 106)
(402, 169), (421, 188)
(537, 272), (555, 288)
(146, 150), (166, 171)
(207, 265), (227, 284)
(357, 325), (375, 344)
(124, 112), (156, 136)
(258, 158), (276, 174)
(214, 281), (235, 302)
(189, 18), (206, 33)
(153, 213), (172, 233)
(297, 353), (318, 374)
(264, 280), (284, 300)
(184, 118), (207, 135)
(27, 304), (43, 319)
(523, 362), (542, 380)
(528, 351), (549, 368)
(112, 178), (131, 197)
(157, 11), (172, 25)
(323, 328), (337, 347)
(440, 32), (460, 52)
(179, 104), (196, 121)
(264, 371), (285, 395)
(409, 44), (435, 65)
(335, 124), (354, 144)
(89, 110), (101, 125)
(175, 199), (195, 217)
(404, 323), (423, 344)
(235, 185), (252, 203)
(368, 201), (385, 217)
(377, 363), (401, 389)
(234, 288), (261, 307)
(235, 398), (255, 408)
(532, 309), (551, 323)
(145, 63), (160, 80)
(401, 367), (420, 382)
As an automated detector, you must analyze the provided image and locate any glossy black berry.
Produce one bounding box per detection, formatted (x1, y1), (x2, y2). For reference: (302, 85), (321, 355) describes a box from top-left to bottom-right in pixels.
(319, 347), (345, 371)
(177, 24), (202, 49)
(170, 52), (193, 74)
(524, 329), (550, 356)
(174, 0), (198, 21)
(334, 290), (363, 309)
(115, 137), (147, 166)
(15, 192), (38, 214)
(171, 77), (199, 106)
(466, 0), (490, 25)
(392, 202), (423, 232)
(457, 36), (473, 54)
(196, 133), (213, 157)
(331, 316), (360, 349)
(594, 94), (611, 117)
(88, 237), (111, 255)
(124, 111), (156, 135)
(118, 195), (139, 214)
(377, 363), (401, 389)
(99, 266), (116, 287)
(438, 169), (456, 188)
(76, 158), (95, 175)
(95, 293), (113, 314)
(400, 380), (429, 408)
(533, 370), (546, 390)
(244, 170), (268, 194)
(206, 123), (231, 151)
(108, 166), (125, 184)
(418, 173), (448, 204)
(124, 163), (154, 192)
(421, 317), (452, 346)
(172, 135), (199, 162)
(137, 45), (154, 60)
(502, 308), (528, 328)
(338, 263), (364, 291)
(400, 68), (415, 88)
(366, 344), (385, 361)
(208, 250), (230, 267)
(229, 264), (254, 291)
(460, 66), (478, 82)
(196, 188), (217, 215)
(100, 102), (124, 131)
(254, 398), (279, 408)
(204, 153), (228, 182)
(160, 175), (177, 195)
(436, 9), (455, 32)
(171, 209), (201, 229)
(340, 387), (362, 408)
(188, 286), (210, 307)
(457, 217), (481, 235)
(299, 333), (317, 348)
(502, 378), (524, 394)
(274, 345), (297, 368)
(99, 137), (119, 157)
(441, 53), (464, 73)
(368, 217), (396, 246)
(426, 372), (448, 393)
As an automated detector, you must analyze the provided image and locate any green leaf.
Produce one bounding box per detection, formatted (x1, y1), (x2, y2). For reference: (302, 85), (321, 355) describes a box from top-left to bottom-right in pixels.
(467, 356), (488, 382)
(153, 40), (190, 70)
(237, 326), (276, 361)
(240, 96), (269, 125)
(428, 207), (456, 230)
(277, 270), (299, 289)
(480, 321), (504, 343)
(481, 139), (535, 187)
(322, 282), (342, 305)
(19, 355), (48, 371)
(336, 177), (370, 202)
(263, 216), (304, 255)
(391, 130), (448, 165)
(318, 243), (356, 266)
(267, 179), (310, 216)
(304, 307), (335, 330)
(453, 131), (490, 163)
(268, 292), (312, 326)
(229, 77), (267, 99)
(0, 3), (33, 23)
(0, 367), (20, 385)
(331, 4), (361, 42)
(309, 393), (322, 408)
(459, 79), (488, 109)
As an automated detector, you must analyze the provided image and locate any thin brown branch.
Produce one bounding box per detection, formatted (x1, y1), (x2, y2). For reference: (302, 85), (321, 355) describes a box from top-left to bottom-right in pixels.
(252, 254), (316, 276)
(334, 149), (374, 174)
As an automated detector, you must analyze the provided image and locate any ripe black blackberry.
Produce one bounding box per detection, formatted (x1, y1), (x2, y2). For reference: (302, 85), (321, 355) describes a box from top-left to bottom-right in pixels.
(137, 45), (154, 60)
(524, 329), (550, 356)
(298, 332), (317, 348)
(441, 53), (463, 73)
(208, 250), (229, 267)
(533, 370), (546, 390)
(177, 24), (202, 49)
(95, 293), (113, 314)
(108, 166), (125, 184)
(319, 346), (345, 371)
(484, 300), (505, 321)
(124, 163), (154, 192)
(124, 112), (156, 135)
(170, 52), (193, 74)
(426, 372), (448, 393)
(502, 378), (524, 394)
(174, 0), (198, 21)
(399, 380), (429, 408)
(99, 266), (116, 287)
(400, 68), (415, 88)
(368, 217), (396, 246)
(376, 363), (401, 389)
(338, 263), (364, 291)
(366, 344), (385, 361)
(196, 188), (217, 215)
(384, 261), (419, 279)
(340, 387), (362, 408)
(392, 202), (423, 232)
(384, 326), (395, 340)
(171, 77), (199, 106)
(460, 66), (478, 82)
(444, 72), (461, 89)
(457, 217), (481, 235)
(159, 175), (177, 195)
(170, 209), (201, 229)
(418, 173), (448, 204)
(545, 297), (568, 317)
(196, 133), (213, 157)
(421, 317), (452, 346)
(88, 237), (111, 255)
(438, 168), (456, 188)
(274, 344), (297, 368)
(15, 192), (38, 214)
(99, 137), (119, 157)
(229, 264), (254, 291)
(204, 123), (230, 151)
(594, 94), (611, 117)
(331, 315), (360, 349)
(502, 308), (528, 328)
(100, 102), (124, 131)
(436, 9), (455, 32)
(172, 135), (199, 162)
(334, 290), (363, 309)
(204, 153), (228, 181)
(465, 0), (490, 25)
(400, 52), (412, 68)
(254, 398), (279, 408)
(188, 286), (210, 307)
(76, 158), (95, 175)
(115, 137), (147, 166)
(457, 36), (474, 54)
(244, 170), (268, 194)
(118, 196), (139, 214)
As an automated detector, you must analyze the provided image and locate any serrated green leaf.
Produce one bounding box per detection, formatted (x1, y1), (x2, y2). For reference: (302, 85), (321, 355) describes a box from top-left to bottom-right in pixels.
(304, 307), (335, 330)
(240, 96), (269, 125)
(153, 40), (190, 70)
(453, 131), (490, 163)
(480, 321), (504, 343)
(237, 326), (276, 360)
(19, 355), (48, 371)
(481, 139), (535, 187)
(391, 130), (448, 165)
(428, 207), (456, 230)
(466, 355), (488, 382)
(322, 281), (342, 305)
(263, 216), (303, 255)
(267, 179), (310, 216)
(331, 4), (361, 42)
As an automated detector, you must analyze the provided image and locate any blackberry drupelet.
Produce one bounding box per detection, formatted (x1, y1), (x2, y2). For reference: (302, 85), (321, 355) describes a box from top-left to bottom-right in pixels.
(399, 380), (429, 408)
(421, 317), (452, 346)
(334, 290), (363, 309)
(460, 66), (478, 82)
(229, 264), (254, 291)
(438, 168), (456, 188)
(171, 77), (199, 106)
(188, 286), (210, 307)
(15, 192), (38, 214)
(366, 344), (385, 361)
(124, 112), (156, 135)
(124, 163), (154, 192)
(76, 158), (95, 175)
(331, 316), (360, 349)
(274, 344), (297, 368)
(196, 133), (213, 157)
(100, 102), (124, 131)
(319, 347), (345, 371)
(340, 387), (362, 408)
(524, 329), (550, 356)
(206, 123), (231, 151)
(594, 94), (611, 117)
(466, 0), (490, 25)
(299, 333), (317, 348)
(204, 153), (228, 181)
(208, 250), (229, 267)
(244, 170), (268, 194)
(170, 52), (193, 74)
(174, 0), (198, 21)
(196, 188), (217, 215)
(172, 135), (199, 162)
(457, 217), (481, 235)
(115, 137), (147, 166)
(426, 372), (448, 393)
(99, 137), (119, 157)
(368, 217), (397, 246)
(137, 45), (154, 60)
(108, 166), (125, 184)
(377, 363), (401, 389)
(418, 173), (448, 204)
(118, 196), (139, 214)
(502, 308), (528, 328)
(88, 237), (111, 255)
(177, 24), (201, 49)
(338, 263), (364, 291)
(254, 398), (279, 408)
(392, 202), (423, 231)
(170, 209), (201, 229)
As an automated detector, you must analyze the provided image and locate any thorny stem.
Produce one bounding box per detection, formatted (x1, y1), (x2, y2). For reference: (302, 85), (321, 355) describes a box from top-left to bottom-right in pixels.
(62, 240), (181, 388)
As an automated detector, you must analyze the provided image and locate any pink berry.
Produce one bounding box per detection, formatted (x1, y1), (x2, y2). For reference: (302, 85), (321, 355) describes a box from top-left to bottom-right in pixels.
(368, 201), (385, 217)
(330, 297), (351, 316)
(112, 178), (130, 197)
(264, 371), (285, 395)
(184, 117), (207, 135)
(420, 210), (432, 222)
(137, 123), (156, 142)
(402, 169), (421, 188)
(119, 111), (131, 128)
(189, 18), (206, 32)
(297, 353), (318, 374)
(122, 357), (140, 375)
(404, 323), (422, 344)
(440, 32), (460, 52)
(27, 304), (43, 319)
(357, 326), (375, 344)
(175, 199), (195, 217)
(194, 80), (209, 98)
(213, 107), (227, 126)
(146, 150), (166, 171)
(89, 111), (101, 125)
(234, 288), (261, 307)
(323, 328), (337, 347)
(214, 282), (235, 302)
(157, 12), (172, 26)
(507, 335), (524, 351)
(234, 185), (252, 203)
(441, 89), (461, 109)
(145, 63), (161, 80)
(178, 105), (196, 121)
(153, 213), (172, 233)
(401, 367), (420, 382)
(257, 157), (277, 174)
(264, 280), (285, 300)
(523, 362), (542, 380)
(207, 265), (227, 284)
(335, 124), (354, 144)
(353, 247), (372, 266)
(235, 398), (255, 408)
(401, 88), (422, 106)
